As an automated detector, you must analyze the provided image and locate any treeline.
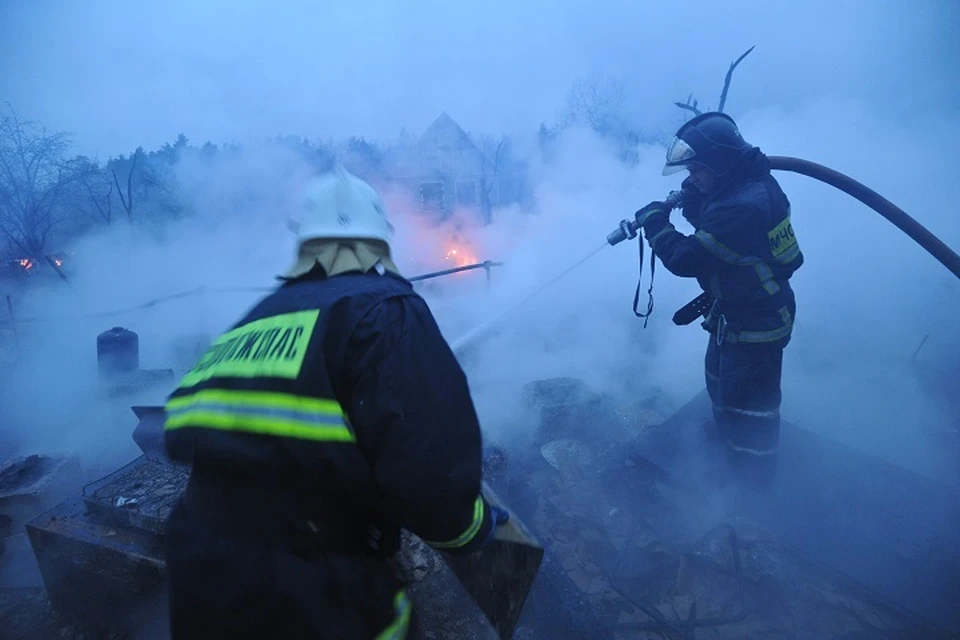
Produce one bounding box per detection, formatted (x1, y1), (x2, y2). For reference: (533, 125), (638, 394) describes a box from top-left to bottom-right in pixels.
(0, 106), (393, 272)
(1, 63), (722, 274)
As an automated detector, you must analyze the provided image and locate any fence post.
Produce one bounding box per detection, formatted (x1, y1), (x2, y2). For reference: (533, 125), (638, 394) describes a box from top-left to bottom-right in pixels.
(4, 294), (21, 360)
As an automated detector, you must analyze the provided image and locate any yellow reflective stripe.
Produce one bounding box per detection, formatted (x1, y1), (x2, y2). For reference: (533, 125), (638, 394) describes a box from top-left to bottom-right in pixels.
(179, 309), (320, 388)
(752, 263), (781, 295)
(164, 389), (354, 443)
(774, 242), (801, 264)
(695, 230), (741, 263)
(730, 306), (794, 343)
(375, 590), (411, 640)
(422, 496), (485, 549)
(648, 226), (673, 250)
(697, 230), (793, 298)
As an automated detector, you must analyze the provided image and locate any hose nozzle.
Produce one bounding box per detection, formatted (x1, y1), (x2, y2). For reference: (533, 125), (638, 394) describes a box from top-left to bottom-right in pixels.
(606, 189), (686, 246)
(606, 219), (638, 246)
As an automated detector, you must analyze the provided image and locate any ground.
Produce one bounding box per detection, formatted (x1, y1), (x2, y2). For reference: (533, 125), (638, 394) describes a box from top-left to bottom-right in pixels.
(0, 379), (954, 639)
(0, 587), (128, 640)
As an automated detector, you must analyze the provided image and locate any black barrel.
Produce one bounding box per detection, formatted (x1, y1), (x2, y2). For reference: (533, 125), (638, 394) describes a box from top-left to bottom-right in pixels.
(97, 327), (139, 378)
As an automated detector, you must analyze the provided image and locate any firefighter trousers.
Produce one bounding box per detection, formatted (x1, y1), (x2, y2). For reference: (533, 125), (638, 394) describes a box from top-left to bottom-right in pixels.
(704, 335), (784, 486)
(164, 495), (412, 640)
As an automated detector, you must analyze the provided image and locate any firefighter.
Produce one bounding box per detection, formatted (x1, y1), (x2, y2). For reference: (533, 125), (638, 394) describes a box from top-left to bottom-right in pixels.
(637, 112), (803, 486)
(162, 166), (508, 639)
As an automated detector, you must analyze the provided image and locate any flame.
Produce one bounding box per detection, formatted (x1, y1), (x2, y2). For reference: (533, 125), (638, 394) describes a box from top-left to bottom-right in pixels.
(54, 258), (63, 267)
(444, 245), (478, 268)
(19, 258), (34, 270)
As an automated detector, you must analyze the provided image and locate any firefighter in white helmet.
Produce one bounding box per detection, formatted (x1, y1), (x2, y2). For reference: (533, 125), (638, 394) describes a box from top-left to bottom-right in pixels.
(162, 166), (507, 639)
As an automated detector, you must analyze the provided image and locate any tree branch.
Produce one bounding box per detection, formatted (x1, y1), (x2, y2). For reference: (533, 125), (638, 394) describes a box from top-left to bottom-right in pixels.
(673, 101), (702, 117)
(717, 45), (755, 113)
(111, 151), (138, 222)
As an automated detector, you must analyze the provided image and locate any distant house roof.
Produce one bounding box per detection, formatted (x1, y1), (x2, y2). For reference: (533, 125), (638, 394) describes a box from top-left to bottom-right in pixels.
(385, 112), (494, 181)
(417, 112), (491, 164)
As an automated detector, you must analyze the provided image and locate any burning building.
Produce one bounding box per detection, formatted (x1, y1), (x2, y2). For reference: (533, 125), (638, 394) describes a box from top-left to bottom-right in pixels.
(385, 113), (525, 223)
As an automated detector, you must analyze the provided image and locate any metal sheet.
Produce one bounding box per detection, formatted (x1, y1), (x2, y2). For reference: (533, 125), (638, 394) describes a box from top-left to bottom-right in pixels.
(131, 405), (179, 465)
(24, 494), (166, 626)
(443, 482), (545, 640)
(633, 389), (960, 635)
(82, 456), (188, 535)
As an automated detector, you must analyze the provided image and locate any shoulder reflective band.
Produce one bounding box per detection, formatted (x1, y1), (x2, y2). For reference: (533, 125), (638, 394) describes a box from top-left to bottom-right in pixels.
(422, 495), (485, 549)
(164, 389), (354, 443)
(178, 309), (321, 388)
(375, 590), (411, 640)
(694, 229), (742, 263)
(696, 229), (782, 296)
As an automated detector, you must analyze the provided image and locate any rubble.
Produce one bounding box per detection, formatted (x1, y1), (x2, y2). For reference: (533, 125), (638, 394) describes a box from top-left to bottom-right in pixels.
(0, 455), (82, 530)
(7, 371), (956, 638)
(25, 408), (541, 639)
(485, 377), (948, 639)
(0, 513), (10, 556)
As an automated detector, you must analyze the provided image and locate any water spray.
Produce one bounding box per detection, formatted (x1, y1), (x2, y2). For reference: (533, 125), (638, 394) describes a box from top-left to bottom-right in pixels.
(450, 242), (610, 355)
(448, 154), (960, 357)
(448, 189), (687, 355)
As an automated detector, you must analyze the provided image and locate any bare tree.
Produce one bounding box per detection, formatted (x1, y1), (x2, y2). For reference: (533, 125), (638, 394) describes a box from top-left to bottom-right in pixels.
(560, 73), (628, 132)
(79, 166), (114, 225)
(111, 147), (140, 223)
(105, 146), (182, 223)
(478, 135), (508, 222)
(0, 104), (92, 279)
(674, 46), (756, 118)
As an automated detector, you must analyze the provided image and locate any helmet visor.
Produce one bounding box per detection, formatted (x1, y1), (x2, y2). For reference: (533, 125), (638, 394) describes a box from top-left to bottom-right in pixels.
(662, 137), (696, 176)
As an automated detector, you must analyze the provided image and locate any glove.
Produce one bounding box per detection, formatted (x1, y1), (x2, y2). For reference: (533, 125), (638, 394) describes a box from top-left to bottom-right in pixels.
(680, 177), (704, 229)
(481, 504), (510, 546)
(635, 201), (670, 236)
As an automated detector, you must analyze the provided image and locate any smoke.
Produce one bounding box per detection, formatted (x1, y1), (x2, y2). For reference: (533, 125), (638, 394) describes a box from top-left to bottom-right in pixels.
(0, 1), (957, 490)
(2, 96), (958, 486)
(452, 100), (960, 483)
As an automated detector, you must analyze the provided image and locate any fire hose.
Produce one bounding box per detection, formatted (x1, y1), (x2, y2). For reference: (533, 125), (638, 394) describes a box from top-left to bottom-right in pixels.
(605, 155), (960, 325)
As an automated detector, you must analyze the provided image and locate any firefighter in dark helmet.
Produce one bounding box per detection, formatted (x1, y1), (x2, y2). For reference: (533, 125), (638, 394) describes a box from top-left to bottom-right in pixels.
(637, 112), (803, 486)
(162, 166), (508, 639)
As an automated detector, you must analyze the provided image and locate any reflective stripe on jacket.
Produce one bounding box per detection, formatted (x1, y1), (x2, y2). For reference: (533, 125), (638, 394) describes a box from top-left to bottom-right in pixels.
(163, 269), (493, 639)
(646, 149), (803, 342)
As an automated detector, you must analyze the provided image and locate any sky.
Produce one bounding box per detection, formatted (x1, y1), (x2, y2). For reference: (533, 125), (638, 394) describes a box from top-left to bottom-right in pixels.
(1, 0), (959, 483)
(1, 0), (958, 157)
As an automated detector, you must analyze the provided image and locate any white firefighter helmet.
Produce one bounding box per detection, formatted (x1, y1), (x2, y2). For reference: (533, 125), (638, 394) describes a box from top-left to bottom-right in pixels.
(288, 166), (394, 247)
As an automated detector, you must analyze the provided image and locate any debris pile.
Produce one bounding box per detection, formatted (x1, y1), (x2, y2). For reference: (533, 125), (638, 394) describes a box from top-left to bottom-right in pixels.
(0, 455), (81, 530)
(5, 371), (953, 638)
(486, 377), (933, 639)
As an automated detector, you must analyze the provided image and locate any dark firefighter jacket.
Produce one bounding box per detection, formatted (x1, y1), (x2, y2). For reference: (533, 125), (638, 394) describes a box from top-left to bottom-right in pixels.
(645, 148), (804, 344)
(162, 269), (495, 639)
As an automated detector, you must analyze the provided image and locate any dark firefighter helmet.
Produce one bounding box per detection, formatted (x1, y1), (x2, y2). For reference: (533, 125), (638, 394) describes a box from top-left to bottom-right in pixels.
(662, 111), (752, 177)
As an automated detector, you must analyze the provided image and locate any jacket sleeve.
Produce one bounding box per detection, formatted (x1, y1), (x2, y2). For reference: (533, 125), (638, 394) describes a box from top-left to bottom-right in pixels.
(645, 202), (760, 278)
(340, 293), (494, 554)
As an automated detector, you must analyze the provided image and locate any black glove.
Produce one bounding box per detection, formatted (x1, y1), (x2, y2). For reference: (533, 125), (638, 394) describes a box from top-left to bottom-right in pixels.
(635, 201), (670, 233)
(680, 177), (704, 229)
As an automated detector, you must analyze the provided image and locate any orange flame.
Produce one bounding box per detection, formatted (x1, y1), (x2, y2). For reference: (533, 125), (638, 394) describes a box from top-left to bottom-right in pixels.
(444, 245), (478, 268)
